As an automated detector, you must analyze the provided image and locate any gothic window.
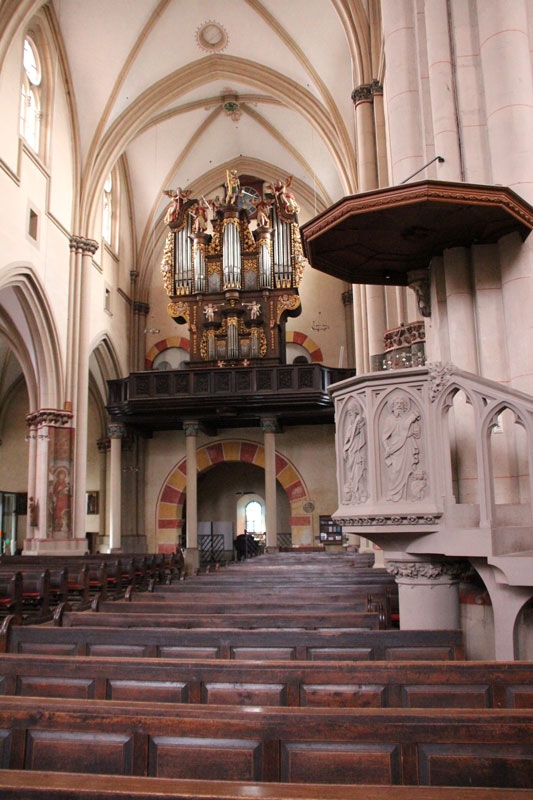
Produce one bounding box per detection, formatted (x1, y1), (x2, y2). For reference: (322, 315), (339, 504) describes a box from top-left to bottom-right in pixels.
(245, 500), (263, 533)
(20, 36), (42, 152)
(102, 173), (114, 246)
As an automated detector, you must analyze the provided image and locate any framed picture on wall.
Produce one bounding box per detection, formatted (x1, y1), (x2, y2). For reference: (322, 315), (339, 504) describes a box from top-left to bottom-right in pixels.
(86, 492), (99, 515)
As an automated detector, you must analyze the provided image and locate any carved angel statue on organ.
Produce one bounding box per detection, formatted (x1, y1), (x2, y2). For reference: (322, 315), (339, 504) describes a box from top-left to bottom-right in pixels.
(268, 175), (300, 215)
(251, 196), (273, 227)
(190, 198), (210, 233)
(163, 187), (192, 224)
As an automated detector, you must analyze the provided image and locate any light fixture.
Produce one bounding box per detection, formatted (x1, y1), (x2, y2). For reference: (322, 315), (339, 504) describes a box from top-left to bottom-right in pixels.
(311, 311), (330, 332)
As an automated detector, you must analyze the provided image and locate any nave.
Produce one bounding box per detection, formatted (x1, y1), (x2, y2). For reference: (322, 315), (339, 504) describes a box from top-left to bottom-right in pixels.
(0, 550), (531, 797)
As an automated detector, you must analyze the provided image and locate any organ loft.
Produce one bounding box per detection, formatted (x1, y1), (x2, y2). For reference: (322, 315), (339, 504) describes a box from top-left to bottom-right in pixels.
(160, 171), (306, 367)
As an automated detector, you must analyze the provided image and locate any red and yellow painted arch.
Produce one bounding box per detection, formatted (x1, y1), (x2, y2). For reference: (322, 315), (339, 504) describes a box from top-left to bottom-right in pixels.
(145, 336), (190, 370)
(286, 331), (323, 363)
(156, 439), (312, 552)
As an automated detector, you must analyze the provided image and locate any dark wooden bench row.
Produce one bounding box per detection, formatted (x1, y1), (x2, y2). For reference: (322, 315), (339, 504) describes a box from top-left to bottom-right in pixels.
(1, 770), (531, 799)
(0, 616), (464, 660)
(77, 607), (382, 630)
(0, 695), (531, 787)
(0, 569), (52, 620)
(0, 652), (531, 709)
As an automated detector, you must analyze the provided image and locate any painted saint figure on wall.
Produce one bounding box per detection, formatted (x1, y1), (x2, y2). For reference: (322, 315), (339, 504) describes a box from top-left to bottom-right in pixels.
(342, 399), (368, 504)
(382, 394), (423, 502)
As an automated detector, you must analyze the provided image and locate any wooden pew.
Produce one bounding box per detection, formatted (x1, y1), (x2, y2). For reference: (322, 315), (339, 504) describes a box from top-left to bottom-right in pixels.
(0, 652), (531, 709)
(0, 616), (464, 660)
(0, 771), (531, 800)
(0, 571), (23, 618)
(1, 770), (531, 799)
(75, 606), (382, 630)
(0, 695), (531, 787)
(0, 566), (51, 620)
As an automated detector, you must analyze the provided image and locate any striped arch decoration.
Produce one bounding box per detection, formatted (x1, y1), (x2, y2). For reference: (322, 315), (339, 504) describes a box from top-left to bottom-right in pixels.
(145, 336), (190, 369)
(156, 439), (312, 553)
(286, 331), (323, 363)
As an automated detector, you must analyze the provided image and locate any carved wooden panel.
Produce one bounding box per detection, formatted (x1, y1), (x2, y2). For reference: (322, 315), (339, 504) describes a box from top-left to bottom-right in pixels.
(231, 647), (294, 660)
(87, 645), (147, 658)
(384, 647), (455, 661)
(281, 741), (402, 784)
(308, 647), (373, 660)
(159, 646), (219, 659)
(148, 736), (262, 780)
(17, 643), (77, 656)
(202, 682), (286, 706)
(401, 684), (490, 708)
(506, 686), (533, 708)
(25, 730), (134, 774)
(301, 683), (385, 708)
(418, 743), (533, 787)
(18, 677), (95, 700)
(108, 680), (188, 704)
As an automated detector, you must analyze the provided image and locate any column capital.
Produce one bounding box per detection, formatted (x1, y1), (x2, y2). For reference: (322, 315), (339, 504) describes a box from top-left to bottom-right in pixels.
(134, 301), (150, 315)
(342, 289), (353, 306)
(386, 559), (468, 582)
(69, 235), (99, 256)
(97, 437), (110, 453)
(351, 84), (373, 105)
(183, 420), (200, 437)
(371, 79), (383, 96)
(108, 423), (126, 439)
(26, 408), (73, 428)
(261, 416), (280, 434)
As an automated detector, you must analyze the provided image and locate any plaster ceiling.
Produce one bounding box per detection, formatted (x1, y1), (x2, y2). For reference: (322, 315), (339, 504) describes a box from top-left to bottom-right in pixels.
(51, 0), (366, 247)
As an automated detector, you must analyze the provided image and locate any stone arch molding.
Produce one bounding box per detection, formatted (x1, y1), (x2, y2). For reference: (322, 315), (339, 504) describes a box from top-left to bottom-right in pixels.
(0, 264), (63, 410)
(156, 438), (311, 550)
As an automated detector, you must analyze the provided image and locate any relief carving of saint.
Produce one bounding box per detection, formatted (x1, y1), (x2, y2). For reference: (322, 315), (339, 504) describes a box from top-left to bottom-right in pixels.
(382, 394), (426, 502)
(342, 399), (368, 504)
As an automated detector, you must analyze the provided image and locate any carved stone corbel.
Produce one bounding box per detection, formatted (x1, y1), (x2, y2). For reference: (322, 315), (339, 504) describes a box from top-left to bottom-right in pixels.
(407, 268), (431, 317)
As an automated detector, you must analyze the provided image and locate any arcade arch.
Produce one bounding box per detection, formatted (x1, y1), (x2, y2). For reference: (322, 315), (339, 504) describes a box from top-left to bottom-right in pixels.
(156, 439), (311, 553)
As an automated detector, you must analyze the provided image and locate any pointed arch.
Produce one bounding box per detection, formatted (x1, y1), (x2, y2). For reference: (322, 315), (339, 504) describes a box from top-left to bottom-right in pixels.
(155, 438), (311, 550)
(0, 263), (63, 410)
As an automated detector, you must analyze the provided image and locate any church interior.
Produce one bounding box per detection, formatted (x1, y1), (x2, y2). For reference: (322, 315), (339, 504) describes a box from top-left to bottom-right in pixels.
(0, 0), (533, 794)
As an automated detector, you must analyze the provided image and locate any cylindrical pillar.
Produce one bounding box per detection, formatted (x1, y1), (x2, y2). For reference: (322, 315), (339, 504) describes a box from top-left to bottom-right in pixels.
(73, 238), (99, 543)
(184, 420), (199, 573)
(261, 417), (278, 551)
(108, 424), (124, 553)
(381, 0), (425, 183)
(387, 560), (465, 630)
(444, 247), (478, 373)
(424, 0), (463, 180)
(97, 437), (109, 544)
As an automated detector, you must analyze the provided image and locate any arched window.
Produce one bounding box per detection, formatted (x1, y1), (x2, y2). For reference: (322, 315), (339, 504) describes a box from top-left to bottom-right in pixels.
(102, 173), (114, 246)
(153, 347), (190, 371)
(245, 500), (263, 533)
(20, 36), (42, 152)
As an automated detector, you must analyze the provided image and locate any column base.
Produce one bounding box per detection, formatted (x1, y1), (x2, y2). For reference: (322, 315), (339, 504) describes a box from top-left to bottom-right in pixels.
(22, 537), (88, 556)
(184, 547), (200, 575)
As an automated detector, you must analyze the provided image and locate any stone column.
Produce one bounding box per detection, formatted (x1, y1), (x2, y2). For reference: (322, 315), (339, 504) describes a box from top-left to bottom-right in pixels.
(108, 423), (125, 553)
(72, 237), (99, 543)
(424, 0), (463, 180)
(380, 0), (425, 184)
(443, 248), (478, 373)
(342, 289), (355, 368)
(132, 298), (148, 372)
(386, 559), (466, 630)
(184, 420), (200, 573)
(24, 420), (37, 544)
(352, 84), (384, 373)
(97, 437), (109, 546)
(261, 416), (279, 551)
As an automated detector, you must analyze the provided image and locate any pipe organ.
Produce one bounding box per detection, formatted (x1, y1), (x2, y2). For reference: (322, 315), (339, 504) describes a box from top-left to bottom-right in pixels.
(161, 173), (306, 367)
